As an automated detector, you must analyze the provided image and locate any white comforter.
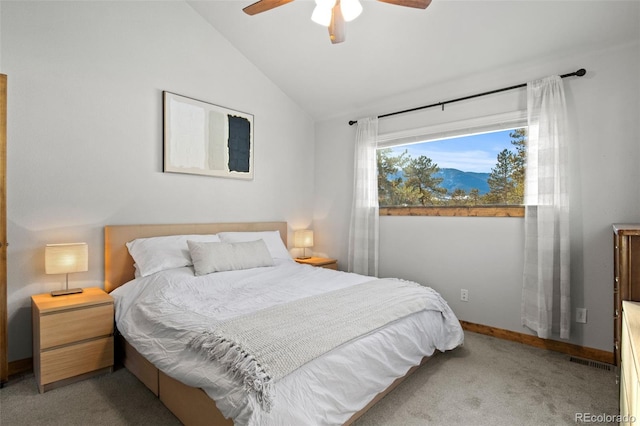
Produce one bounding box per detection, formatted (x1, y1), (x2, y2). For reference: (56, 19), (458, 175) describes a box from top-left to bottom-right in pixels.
(112, 260), (464, 426)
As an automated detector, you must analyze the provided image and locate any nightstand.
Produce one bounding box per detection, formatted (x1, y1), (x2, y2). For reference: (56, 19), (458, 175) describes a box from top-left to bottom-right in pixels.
(31, 287), (114, 393)
(295, 257), (338, 270)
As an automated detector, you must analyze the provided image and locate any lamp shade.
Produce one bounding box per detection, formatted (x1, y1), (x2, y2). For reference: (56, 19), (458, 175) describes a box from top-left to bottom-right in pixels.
(45, 243), (88, 275)
(294, 230), (314, 248)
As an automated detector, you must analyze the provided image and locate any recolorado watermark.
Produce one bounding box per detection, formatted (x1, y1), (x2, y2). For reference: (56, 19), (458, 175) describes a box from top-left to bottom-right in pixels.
(575, 412), (636, 423)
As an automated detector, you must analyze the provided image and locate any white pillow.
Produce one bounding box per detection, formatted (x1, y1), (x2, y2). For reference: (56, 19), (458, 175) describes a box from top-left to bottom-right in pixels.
(187, 240), (274, 275)
(217, 230), (292, 261)
(126, 234), (221, 277)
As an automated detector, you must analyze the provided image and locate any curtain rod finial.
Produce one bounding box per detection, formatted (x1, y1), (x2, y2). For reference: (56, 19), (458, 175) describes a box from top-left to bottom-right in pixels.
(576, 68), (586, 77)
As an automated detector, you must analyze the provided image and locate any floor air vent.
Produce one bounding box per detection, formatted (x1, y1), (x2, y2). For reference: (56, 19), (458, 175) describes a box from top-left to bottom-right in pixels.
(569, 356), (613, 371)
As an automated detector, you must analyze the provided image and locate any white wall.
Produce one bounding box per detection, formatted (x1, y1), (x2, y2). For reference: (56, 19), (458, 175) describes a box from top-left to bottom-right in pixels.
(2, 1), (315, 361)
(314, 41), (640, 352)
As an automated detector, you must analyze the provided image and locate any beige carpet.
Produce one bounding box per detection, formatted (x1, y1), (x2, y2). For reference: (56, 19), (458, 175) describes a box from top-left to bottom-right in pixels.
(0, 332), (618, 425)
(353, 331), (618, 426)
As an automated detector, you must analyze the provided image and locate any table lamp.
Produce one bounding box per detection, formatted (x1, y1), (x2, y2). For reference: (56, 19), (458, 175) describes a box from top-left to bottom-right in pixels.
(45, 242), (87, 296)
(294, 230), (314, 259)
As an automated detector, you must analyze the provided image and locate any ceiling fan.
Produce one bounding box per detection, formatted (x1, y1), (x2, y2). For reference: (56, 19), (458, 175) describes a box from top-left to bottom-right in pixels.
(243, 0), (432, 44)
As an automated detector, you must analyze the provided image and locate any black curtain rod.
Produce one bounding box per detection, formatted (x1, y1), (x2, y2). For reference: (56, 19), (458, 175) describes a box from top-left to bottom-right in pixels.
(348, 68), (586, 126)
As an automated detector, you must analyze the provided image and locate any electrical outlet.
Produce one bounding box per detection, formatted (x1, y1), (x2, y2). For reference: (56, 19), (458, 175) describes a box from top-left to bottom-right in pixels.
(461, 289), (469, 302)
(576, 308), (587, 324)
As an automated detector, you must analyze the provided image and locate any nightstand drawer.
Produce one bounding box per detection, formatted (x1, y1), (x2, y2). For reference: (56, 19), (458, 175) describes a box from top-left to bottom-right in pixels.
(39, 303), (113, 349)
(319, 262), (338, 270)
(40, 336), (114, 385)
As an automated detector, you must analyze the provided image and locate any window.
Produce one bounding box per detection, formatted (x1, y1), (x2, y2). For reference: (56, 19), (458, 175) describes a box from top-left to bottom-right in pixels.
(377, 122), (527, 217)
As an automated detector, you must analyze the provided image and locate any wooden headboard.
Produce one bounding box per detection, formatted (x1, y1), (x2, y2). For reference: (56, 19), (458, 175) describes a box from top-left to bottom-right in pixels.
(104, 222), (288, 293)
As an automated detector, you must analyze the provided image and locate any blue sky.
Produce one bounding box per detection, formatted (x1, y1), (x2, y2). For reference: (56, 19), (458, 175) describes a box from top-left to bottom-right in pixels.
(389, 128), (520, 173)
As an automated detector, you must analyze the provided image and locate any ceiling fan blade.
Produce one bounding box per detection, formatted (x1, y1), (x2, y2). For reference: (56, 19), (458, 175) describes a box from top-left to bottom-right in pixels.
(328, 1), (346, 44)
(243, 0), (295, 16)
(377, 0), (431, 9)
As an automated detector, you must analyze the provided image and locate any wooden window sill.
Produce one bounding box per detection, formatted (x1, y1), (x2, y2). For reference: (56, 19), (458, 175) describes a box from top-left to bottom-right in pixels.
(379, 206), (524, 218)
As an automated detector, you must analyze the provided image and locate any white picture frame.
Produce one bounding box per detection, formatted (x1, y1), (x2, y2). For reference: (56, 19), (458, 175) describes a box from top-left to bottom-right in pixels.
(163, 91), (254, 180)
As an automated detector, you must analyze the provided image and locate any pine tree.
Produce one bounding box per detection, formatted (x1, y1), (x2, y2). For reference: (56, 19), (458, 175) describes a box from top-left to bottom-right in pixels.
(485, 149), (516, 204)
(484, 128), (527, 205)
(377, 148), (408, 206)
(450, 188), (468, 204)
(403, 155), (447, 206)
(468, 188), (481, 205)
(509, 128), (527, 203)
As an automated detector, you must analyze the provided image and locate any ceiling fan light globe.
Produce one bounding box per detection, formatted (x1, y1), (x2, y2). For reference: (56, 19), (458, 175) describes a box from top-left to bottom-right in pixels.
(341, 0), (362, 22)
(311, 5), (332, 26)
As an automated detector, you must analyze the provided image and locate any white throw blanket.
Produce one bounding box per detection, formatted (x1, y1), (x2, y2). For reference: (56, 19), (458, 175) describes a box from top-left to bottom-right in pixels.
(189, 278), (451, 411)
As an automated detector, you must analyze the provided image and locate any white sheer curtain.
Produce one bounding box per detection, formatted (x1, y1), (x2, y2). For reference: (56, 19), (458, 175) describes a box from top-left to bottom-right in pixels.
(348, 117), (379, 276)
(522, 76), (571, 339)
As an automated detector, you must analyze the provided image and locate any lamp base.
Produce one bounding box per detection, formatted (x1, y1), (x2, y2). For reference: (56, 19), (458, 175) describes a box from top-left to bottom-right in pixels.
(296, 256), (312, 260)
(51, 288), (84, 297)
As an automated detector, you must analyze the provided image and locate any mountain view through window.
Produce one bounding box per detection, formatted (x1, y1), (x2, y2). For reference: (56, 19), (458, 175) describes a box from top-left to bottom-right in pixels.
(377, 128), (527, 207)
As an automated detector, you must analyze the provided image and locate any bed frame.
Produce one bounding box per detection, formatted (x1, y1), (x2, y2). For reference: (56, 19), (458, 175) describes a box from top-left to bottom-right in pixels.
(104, 222), (430, 425)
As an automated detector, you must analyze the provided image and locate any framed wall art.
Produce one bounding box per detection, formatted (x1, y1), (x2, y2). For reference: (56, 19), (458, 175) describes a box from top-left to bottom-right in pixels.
(163, 91), (254, 180)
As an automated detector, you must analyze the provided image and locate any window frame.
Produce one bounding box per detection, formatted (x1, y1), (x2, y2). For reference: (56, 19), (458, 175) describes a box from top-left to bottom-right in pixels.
(379, 205), (524, 217)
(377, 111), (527, 218)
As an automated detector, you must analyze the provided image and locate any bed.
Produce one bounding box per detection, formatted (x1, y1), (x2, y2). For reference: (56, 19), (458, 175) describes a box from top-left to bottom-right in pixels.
(105, 222), (464, 425)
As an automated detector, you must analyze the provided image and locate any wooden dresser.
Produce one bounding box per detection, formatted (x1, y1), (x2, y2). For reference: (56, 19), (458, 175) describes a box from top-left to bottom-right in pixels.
(621, 300), (640, 423)
(614, 224), (640, 367)
(32, 287), (114, 392)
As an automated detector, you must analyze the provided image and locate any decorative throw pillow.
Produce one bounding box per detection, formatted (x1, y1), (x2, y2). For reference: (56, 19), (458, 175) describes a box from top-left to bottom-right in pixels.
(217, 230), (292, 261)
(187, 239), (275, 275)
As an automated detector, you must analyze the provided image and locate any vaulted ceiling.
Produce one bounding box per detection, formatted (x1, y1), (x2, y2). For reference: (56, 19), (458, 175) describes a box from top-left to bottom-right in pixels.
(189, 0), (640, 121)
